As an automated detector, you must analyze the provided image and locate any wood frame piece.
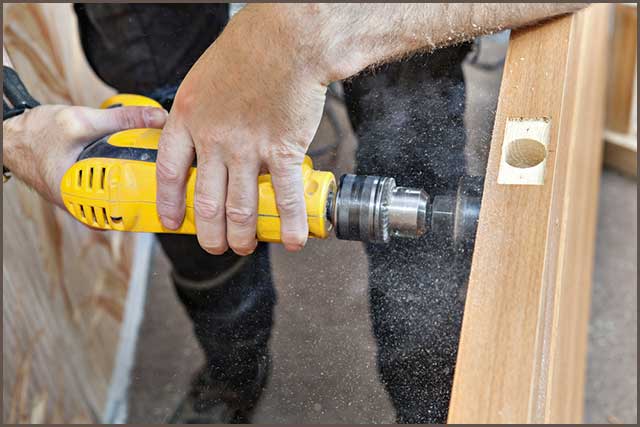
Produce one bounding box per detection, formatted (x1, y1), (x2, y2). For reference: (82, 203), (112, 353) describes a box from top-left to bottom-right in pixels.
(606, 4), (637, 135)
(604, 4), (637, 177)
(448, 5), (610, 423)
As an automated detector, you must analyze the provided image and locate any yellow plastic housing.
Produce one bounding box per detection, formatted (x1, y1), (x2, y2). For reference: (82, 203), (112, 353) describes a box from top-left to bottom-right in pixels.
(100, 93), (163, 109)
(61, 129), (336, 243)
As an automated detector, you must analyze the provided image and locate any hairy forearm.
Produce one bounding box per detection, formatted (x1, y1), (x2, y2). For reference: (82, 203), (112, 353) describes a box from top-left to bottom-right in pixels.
(155, 2), (587, 254)
(236, 3), (587, 83)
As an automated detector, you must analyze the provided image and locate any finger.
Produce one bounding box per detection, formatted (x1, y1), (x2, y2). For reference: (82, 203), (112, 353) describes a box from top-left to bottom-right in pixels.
(225, 158), (259, 256)
(156, 118), (195, 229)
(269, 161), (308, 251)
(194, 157), (228, 255)
(64, 106), (168, 141)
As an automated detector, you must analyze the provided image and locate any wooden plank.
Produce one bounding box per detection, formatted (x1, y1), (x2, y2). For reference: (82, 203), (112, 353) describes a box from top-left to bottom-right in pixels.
(448, 4), (610, 423)
(2, 3), (137, 423)
(606, 4), (637, 134)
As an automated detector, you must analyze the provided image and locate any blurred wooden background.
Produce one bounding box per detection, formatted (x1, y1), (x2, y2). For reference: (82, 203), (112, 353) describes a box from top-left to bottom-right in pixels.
(2, 3), (135, 423)
(604, 3), (637, 177)
(2, 2), (636, 425)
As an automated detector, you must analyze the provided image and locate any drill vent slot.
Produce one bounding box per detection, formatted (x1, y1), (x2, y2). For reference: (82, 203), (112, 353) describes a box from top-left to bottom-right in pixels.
(100, 167), (106, 190)
(89, 167), (94, 189)
(90, 206), (98, 224)
(77, 169), (83, 187)
(101, 207), (109, 225)
(78, 204), (112, 228)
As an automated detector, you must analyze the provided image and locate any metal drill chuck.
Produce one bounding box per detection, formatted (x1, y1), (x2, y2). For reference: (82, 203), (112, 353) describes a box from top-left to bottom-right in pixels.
(430, 176), (483, 249)
(329, 174), (430, 243)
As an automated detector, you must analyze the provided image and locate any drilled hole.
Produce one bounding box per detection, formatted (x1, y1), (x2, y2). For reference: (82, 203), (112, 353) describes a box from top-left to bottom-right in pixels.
(505, 138), (547, 168)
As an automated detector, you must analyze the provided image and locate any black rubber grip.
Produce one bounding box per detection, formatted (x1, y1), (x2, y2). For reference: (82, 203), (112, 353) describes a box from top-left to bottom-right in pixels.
(78, 134), (197, 167)
(3, 66), (40, 110)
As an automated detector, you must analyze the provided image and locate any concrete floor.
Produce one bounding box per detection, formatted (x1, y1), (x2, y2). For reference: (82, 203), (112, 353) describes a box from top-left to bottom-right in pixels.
(584, 170), (637, 424)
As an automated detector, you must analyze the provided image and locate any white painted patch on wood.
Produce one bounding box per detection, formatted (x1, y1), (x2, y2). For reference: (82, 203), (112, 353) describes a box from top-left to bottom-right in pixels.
(497, 118), (551, 185)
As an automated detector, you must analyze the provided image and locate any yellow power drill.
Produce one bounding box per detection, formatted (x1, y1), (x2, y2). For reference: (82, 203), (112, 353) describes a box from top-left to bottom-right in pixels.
(61, 94), (480, 244)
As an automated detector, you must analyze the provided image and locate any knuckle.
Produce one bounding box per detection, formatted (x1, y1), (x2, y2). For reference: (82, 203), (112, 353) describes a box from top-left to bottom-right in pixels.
(194, 196), (223, 220)
(113, 108), (141, 130)
(276, 192), (304, 216)
(193, 132), (225, 157)
(228, 147), (249, 165)
(156, 198), (181, 216)
(158, 127), (179, 146)
(266, 144), (304, 169)
(224, 140), (255, 165)
(173, 89), (196, 115)
(54, 108), (84, 137)
(193, 128), (214, 146)
(156, 158), (183, 185)
(225, 205), (256, 226)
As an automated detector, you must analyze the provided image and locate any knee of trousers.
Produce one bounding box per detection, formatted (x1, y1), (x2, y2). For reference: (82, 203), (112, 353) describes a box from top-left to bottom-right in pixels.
(169, 242), (277, 344)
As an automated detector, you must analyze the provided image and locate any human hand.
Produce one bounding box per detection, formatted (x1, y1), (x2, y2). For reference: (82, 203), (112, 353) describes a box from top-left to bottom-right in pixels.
(3, 104), (167, 206)
(156, 6), (329, 256)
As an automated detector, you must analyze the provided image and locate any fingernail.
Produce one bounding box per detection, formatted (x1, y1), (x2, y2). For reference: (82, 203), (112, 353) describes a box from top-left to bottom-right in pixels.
(285, 241), (306, 252)
(161, 216), (180, 230)
(144, 108), (168, 127)
(241, 241), (258, 256)
(247, 242), (258, 255)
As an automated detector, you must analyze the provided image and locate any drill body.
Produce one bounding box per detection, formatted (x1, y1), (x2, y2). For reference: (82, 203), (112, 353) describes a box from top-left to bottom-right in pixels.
(61, 127), (335, 242)
(61, 94), (479, 245)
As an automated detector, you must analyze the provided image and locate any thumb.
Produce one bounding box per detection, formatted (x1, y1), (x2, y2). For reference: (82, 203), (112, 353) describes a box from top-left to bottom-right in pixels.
(52, 105), (168, 198)
(68, 105), (168, 142)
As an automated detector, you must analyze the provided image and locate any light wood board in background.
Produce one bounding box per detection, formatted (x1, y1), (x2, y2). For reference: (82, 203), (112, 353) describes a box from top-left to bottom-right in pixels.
(448, 4), (610, 423)
(604, 4), (637, 177)
(3, 3), (135, 423)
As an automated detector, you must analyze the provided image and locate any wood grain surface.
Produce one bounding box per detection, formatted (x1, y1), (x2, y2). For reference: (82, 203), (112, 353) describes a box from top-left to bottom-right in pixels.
(3, 3), (135, 423)
(448, 5), (610, 423)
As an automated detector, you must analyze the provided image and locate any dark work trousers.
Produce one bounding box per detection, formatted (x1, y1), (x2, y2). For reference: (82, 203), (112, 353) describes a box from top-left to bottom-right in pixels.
(75, 4), (472, 423)
(343, 46), (472, 423)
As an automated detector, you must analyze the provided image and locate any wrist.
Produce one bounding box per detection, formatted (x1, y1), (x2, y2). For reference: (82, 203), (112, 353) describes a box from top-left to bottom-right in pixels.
(2, 112), (27, 174)
(285, 4), (373, 83)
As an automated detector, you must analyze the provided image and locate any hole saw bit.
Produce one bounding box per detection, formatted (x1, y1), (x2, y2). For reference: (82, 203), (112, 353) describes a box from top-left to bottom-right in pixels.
(61, 94), (481, 246)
